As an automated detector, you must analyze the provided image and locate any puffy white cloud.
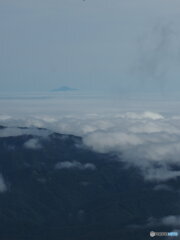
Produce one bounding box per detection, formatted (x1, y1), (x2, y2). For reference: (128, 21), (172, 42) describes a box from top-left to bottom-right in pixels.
(83, 132), (143, 153)
(143, 167), (180, 181)
(120, 111), (164, 120)
(0, 174), (7, 193)
(55, 161), (96, 171)
(24, 138), (42, 150)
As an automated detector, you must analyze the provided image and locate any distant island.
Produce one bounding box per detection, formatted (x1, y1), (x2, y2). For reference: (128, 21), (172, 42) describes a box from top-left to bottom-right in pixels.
(51, 86), (78, 92)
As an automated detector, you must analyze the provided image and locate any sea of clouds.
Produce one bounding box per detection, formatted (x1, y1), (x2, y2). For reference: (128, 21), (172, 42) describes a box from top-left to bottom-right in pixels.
(1, 94), (180, 182)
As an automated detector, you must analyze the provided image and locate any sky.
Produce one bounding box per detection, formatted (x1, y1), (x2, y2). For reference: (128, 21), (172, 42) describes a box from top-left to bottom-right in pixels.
(2, 2), (180, 230)
(1, 0), (180, 95)
(2, 0), (180, 189)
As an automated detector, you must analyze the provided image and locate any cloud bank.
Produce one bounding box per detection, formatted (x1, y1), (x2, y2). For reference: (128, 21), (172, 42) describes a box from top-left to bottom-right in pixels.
(1, 109), (180, 181)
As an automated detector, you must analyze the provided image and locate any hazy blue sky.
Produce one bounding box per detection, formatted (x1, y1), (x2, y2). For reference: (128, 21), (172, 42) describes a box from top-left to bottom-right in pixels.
(1, 0), (180, 95)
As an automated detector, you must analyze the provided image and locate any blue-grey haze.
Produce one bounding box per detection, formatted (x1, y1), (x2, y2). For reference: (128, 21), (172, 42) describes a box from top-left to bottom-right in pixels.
(0, 0), (180, 96)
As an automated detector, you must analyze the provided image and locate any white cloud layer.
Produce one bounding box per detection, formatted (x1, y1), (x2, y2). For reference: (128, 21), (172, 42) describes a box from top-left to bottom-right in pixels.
(1, 109), (180, 181)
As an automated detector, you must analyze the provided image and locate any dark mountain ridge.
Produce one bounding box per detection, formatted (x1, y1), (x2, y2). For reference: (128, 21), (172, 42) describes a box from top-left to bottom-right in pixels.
(0, 126), (179, 240)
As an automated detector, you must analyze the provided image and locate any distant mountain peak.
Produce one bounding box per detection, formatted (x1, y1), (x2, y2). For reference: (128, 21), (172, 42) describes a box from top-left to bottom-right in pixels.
(51, 86), (78, 92)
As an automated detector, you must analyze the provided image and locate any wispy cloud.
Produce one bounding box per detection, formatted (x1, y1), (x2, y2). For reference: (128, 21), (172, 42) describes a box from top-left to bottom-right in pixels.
(55, 161), (96, 171)
(0, 174), (7, 193)
(24, 138), (42, 150)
